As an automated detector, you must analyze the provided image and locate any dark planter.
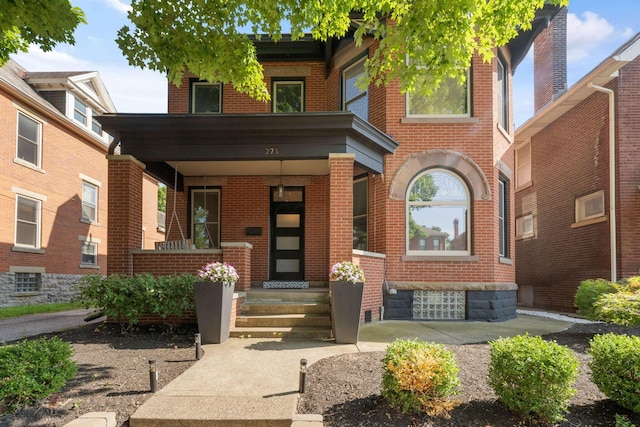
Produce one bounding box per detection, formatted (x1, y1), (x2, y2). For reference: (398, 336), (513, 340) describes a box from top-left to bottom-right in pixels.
(193, 281), (234, 344)
(330, 281), (364, 344)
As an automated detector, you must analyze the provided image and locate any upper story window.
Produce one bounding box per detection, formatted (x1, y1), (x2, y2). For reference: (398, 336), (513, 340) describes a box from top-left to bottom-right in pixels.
(515, 141), (532, 189)
(343, 57), (368, 120)
(91, 111), (103, 136)
(407, 169), (470, 255)
(497, 56), (509, 131)
(407, 69), (470, 117)
(82, 181), (98, 223)
(16, 112), (42, 168)
(16, 195), (42, 249)
(74, 97), (88, 125)
(353, 177), (368, 250)
(516, 214), (534, 239)
(191, 188), (221, 248)
(273, 80), (304, 113)
(191, 81), (222, 113)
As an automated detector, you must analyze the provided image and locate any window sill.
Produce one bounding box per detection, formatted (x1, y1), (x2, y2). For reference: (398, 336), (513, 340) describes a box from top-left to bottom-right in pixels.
(12, 246), (45, 254)
(13, 158), (45, 174)
(81, 219), (101, 227)
(499, 257), (513, 265)
(497, 123), (513, 143)
(515, 181), (533, 192)
(571, 215), (607, 229)
(402, 255), (479, 262)
(79, 264), (100, 269)
(401, 117), (479, 125)
(516, 233), (535, 241)
(11, 292), (40, 297)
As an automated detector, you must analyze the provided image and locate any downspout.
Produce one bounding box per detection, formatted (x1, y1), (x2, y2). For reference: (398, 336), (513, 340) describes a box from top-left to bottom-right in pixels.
(588, 83), (616, 282)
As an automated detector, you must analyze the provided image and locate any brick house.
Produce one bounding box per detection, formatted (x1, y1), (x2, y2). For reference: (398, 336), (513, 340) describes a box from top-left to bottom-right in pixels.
(0, 60), (164, 308)
(514, 17), (640, 312)
(99, 7), (561, 331)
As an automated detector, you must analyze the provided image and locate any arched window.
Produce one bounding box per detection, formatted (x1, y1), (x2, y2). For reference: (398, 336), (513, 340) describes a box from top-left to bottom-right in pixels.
(406, 169), (470, 255)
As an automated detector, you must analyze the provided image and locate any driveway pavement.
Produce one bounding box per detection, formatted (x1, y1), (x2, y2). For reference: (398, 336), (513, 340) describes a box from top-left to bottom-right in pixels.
(0, 308), (105, 343)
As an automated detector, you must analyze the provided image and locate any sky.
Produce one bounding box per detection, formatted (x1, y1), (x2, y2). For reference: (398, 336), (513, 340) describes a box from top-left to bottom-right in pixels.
(10, 0), (640, 127)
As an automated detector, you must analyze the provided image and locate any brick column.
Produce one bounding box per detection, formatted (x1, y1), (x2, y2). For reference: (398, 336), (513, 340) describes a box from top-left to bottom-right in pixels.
(328, 153), (355, 270)
(107, 155), (145, 275)
(221, 242), (252, 292)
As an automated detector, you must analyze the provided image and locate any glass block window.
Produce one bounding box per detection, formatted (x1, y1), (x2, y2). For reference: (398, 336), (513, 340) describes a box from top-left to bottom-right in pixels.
(413, 290), (466, 320)
(14, 272), (41, 293)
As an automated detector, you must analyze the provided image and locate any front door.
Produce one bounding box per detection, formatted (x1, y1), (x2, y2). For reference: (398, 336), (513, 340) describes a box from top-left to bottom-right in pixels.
(270, 187), (304, 280)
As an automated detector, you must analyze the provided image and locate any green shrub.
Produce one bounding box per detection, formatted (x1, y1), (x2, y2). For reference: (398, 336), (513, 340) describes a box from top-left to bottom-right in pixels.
(589, 333), (640, 413)
(616, 414), (638, 427)
(78, 273), (197, 332)
(0, 337), (77, 412)
(593, 292), (640, 326)
(382, 339), (460, 417)
(488, 334), (579, 423)
(575, 278), (617, 319)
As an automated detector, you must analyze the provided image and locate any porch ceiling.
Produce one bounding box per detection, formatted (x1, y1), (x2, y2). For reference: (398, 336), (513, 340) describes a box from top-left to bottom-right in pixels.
(99, 112), (398, 184)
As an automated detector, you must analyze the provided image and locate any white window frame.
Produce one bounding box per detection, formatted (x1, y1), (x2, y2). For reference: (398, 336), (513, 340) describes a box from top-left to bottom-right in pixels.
(81, 180), (99, 223)
(73, 97), (89, 126)
(342, 57), (369, 120)
(91, 110), (103, 136)
(575, 191), (605, 223)
(406, 169), (471, 256)
(191, 81), (222, 114)
(15, 194), (42, 249)
(272, 80), (304, 113)
(515, 141), (532, 189)
(406, 68), (471, 118)
(80, 241), (98, 266)
(16, 111), (42, 168)
(516, 214), (534, 239)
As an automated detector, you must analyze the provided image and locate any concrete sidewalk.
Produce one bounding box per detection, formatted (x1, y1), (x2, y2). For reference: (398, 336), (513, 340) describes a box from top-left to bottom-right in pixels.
(129, 314), (574, 426)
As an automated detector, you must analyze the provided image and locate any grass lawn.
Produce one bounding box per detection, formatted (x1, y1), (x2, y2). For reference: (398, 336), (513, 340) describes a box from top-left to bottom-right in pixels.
(0, 301), (84, 320)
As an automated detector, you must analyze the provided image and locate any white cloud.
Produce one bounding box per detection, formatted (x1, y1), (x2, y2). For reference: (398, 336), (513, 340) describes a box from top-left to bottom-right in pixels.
(567, 11), (615, 62)
(103, 0), (131, 14)
(12, 46), (93, 71)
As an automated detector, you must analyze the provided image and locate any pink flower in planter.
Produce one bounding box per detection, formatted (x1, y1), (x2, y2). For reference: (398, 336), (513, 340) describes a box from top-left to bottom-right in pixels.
(198, 261), (239, 283)
(330, 261), (365, 284)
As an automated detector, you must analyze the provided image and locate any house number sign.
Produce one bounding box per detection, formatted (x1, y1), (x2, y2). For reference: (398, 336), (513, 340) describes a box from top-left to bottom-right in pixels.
(265, 148), (280, 155)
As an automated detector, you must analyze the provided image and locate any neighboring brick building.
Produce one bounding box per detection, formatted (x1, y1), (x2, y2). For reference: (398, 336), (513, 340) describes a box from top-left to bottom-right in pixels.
(0, 60), (163, 308)
(515, 22), (640, 312)
(100, 7), (561, 323)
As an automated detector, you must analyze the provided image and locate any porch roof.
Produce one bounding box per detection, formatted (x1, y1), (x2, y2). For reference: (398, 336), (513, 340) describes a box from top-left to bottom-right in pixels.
(99, 112), (398, 184)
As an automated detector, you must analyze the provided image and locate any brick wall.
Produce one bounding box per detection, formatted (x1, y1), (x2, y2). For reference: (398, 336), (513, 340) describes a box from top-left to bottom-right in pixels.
(534, 7), (567, 111)
(353, 252), (384, 323)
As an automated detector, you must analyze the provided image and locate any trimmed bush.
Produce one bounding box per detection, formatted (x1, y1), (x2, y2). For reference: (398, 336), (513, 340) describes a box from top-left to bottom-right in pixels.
(589, 333), (640, 413)
(593, 292), (640, 327)
(0, 337), (77, 412)
(382, 339), (460, 417)
(488, 334), (579, 423)
(78, 273), (197, 332)
(575, 278), (617, 319)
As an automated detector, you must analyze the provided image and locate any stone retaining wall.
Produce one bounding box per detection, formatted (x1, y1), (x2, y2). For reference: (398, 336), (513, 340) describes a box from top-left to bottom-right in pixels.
(0, 273), (86, 308)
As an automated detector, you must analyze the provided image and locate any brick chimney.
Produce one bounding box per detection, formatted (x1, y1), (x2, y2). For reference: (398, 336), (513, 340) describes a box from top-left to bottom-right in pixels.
(534, 7), (567, 111)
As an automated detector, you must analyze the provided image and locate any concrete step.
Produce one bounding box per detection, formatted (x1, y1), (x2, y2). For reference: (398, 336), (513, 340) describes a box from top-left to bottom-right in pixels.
(241, 302), (330, 315)
(246, 288), (329, 304)
(230, 326), (332, 339)
(236, 314), (331, 328)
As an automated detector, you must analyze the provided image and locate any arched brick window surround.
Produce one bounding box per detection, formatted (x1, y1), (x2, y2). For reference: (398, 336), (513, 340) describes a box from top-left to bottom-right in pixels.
(389, 150), (491, 201)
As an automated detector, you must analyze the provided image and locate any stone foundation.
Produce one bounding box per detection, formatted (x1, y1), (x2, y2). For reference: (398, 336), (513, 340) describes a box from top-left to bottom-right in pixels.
(0, 273), (87, 308)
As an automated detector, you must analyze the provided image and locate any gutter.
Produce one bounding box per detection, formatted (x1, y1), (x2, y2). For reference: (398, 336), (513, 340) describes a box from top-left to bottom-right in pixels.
(588, 83), (616, 282)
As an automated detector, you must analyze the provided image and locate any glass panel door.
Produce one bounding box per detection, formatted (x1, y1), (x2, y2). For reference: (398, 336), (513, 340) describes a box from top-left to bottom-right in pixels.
(270, 187), (304, 280)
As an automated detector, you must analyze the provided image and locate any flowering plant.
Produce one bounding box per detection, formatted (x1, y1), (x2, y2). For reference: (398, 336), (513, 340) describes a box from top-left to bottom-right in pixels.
(330, 261), (365, 284)
(197, 261), (239, 283)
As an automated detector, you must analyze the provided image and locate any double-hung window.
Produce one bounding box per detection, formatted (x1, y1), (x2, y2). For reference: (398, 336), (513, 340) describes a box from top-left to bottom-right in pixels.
(353, 177), (368, 250)
(516, 214), (534, 239)
(407, 169), (470, 255)
(191, 188), (220, 249)
(407, 69), (470, 117)
(343, 57), (369, 120)
(575, 191), (605, 223)
(16, 195), (41, 248)
(273, 80), (304, 112)
(516, 141), (532, 188)
(191, 81), (222, 113)
(497, 56), (509, 130)
(16, 112), (41, 167)
(81, 241), (98, 266)
(74, 97), (88, 125)
(82, 181), (98, 223)
(498, 176), (509, 258)
(91, 111), (103, 136)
